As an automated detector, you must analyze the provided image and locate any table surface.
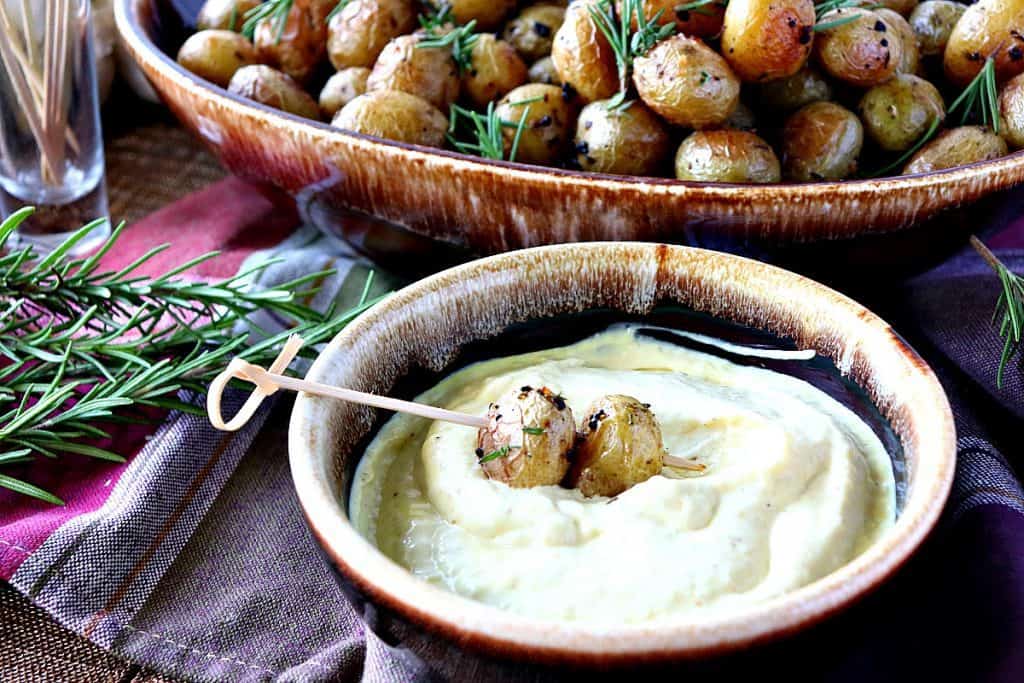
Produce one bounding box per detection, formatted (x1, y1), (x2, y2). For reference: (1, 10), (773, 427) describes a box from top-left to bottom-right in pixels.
(1, 87), (224, 683)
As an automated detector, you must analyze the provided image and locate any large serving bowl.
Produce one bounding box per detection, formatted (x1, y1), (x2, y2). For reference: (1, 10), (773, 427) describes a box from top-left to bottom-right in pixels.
(115, 0), (1024, 274)
(287, 242), (955, 665)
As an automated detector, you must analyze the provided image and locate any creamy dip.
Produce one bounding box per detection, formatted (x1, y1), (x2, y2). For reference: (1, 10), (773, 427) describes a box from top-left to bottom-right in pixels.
(351, 327), (895, 623)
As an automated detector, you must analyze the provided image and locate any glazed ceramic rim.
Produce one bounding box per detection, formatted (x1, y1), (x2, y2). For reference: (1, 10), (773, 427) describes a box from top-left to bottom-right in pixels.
(287, 243), (955, 663)
(115, 0), (1024, 196)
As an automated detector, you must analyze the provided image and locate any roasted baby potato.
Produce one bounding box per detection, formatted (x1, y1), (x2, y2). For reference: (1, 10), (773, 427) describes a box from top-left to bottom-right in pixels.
(227, 64), (320, 118)
(196, 0), (261, 31)
(634, 35), (740, 128)
(908, 0), (965, 57)
(567, 395), (665, 498)
(875, 0), (919, 17)
(252, 0), (326, 84)
(551, 0), (619, 102)
(725, 101), (758, 130)
(876, 8), (920, 74)
(781, 101), (864, 180)
(476, 386), (575, 488)
(1000, 72), (1024, 149)
(464, 35), (529, 108)
(944, 0), (1024, 87)
(757, 64), (832, 112)
(814, 8), (903, 87)
(903, 125), (1009, 173)
(366, 34), (460, 112)
(177, 30), (259, 88)
(445, 0), (518, 30)
(528, 56), (561, 84)
(574, 100), (671, 174)
(495, 83), (576, 164)
(503, 4), (567, 62)
(319, 67), (370, 119)
(675, 129), (781, 182)
(721, 0), (816, 82)
(332, 90), (448, 146)
(631, 0), (726, 37)
(859, 73), (944, 151)
(326, 0), (416, 70)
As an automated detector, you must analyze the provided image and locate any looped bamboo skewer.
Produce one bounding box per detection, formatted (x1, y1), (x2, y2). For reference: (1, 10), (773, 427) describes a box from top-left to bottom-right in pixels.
(206, 335), (705, 472)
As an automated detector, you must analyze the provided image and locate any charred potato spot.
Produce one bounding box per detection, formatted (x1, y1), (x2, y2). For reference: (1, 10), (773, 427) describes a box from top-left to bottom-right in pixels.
(908, 0), (964, 57)
(476, 387), (575, 488)
(944, 0), (1024, 87)
(503, 4), (567, 62)
(875, 8), (920, 75)
(333, 90), (448, 146)
(675, 129), (781, 182)
(253, 1), (327, 84)
(496, 83), (575, 164)
(551, 0), (620, 103)
(327, 0), (417, 70)
(757, 64), (832, 112)
(782, 101), (864, 180)
(859, 73), (944, 151)
(566, 395), (665, 498)
(1000, 72), (1024, 149)
(574, 100), (671, 174)
(177, 30), (259, 88)
(227, 64), (320, 119)
(366, 34), (460, 112)
(903, 125), (1009, 174)
(721, 0), (816, 82)
(464, 35), (529, 108)
(634, 34), (741, 128)
(196, 0), (261, 31)
(319, 67), (371, 119)
(814, 8), (903, 87)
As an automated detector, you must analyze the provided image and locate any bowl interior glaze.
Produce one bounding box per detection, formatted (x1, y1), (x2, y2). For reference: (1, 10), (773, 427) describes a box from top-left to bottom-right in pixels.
(288, 243), (955, 665)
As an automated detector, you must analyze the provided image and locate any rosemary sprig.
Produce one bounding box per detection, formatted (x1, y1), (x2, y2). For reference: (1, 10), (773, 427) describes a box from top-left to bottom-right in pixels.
(0, 208), (387, 504)
(588, 0), (675, 104)
(447, 100), (533, 162)
(948, 56), (1000, 134)
(868, 117), (942, 177)
(418, 2), (454, 31)
(479, 445), (514, 463)
(326, 0), (351, 23)
(971, 236), (1023, 388)
(242, 0), (293, 41)
(812, 0), (867, 31)
(417, 20), (479, 73)
(523, 426), (545, 435)
(673, 0), (725, 18)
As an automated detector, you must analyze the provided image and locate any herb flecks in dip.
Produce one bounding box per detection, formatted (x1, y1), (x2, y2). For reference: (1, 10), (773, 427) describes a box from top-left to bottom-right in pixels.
(351, 328), (896, 623)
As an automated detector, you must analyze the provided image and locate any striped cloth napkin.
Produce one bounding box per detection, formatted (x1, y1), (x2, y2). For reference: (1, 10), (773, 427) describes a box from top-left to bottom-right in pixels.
(1, 178), (1022, 682)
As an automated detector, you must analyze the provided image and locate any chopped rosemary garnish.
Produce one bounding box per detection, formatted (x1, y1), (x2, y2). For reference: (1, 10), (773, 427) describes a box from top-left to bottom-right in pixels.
(523, 426), (546, 435)
(419, 2), (455, 32)
(479, 445), (513, 463)
(948, 56), (1000, 134)
(812, 14), (859, 31)
(813, 0), (864, 19)
(242, 0), (293, 41)
(447, 101), (532, 162)
(971, 236), (1023, 388)
(868, 116), (942, 177)
(418, 20), (479, 73)
(588, 0), (676, 107)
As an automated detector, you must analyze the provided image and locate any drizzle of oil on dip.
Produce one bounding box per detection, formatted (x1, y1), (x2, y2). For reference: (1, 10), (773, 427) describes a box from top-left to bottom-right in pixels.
(350, 327), (896, 623)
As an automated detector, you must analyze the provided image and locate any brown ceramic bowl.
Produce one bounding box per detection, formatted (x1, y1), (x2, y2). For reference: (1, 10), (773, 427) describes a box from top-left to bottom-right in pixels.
(115, 0), (1024, 275)
(287, 243), (955, 665)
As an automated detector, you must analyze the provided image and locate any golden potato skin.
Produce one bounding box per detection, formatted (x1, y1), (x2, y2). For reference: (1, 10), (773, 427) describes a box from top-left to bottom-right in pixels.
(908, 0), (965, 58)
(574, 100), (671, 175)
(859, 73), (944, 151)
(196, 0), (260, 31)
(781, 101), (864, 180)
(637, 0), (726, 37)
(326, 0), (416, 70)
(814, 8), (903, 87)
(875, 0), (919, 17)
(566, 395), (665, 498)
(464, 35), (529, 108)
(944, 0), (1024, 87)
(503, 4), (566, 62)
(332, 90), (448, 147)
(675, 129), (781, 182)
(903, 126), (1009, 173)
(1000, 72), (1024, 149)
(253, 0), (326, 84)
(875, 8), (920, 75)
(366, 35), (460, 112)
(495, 84), (576, 164)
(634, 35), (740, 128)
(227, 65), (320, 119)
(319, 67), (370, 119)
(721, 0), (815, 82)
(528, 56), (561, 84)
(757, 65), (832, 112)
(177, 30), (259, 88)
(445, 0), (518, 30)
(551, 0), (619, 102)
(476, 387), (575, 489)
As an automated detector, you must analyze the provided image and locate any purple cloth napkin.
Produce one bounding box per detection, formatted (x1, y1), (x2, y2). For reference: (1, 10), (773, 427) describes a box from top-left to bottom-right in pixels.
(2, 184), (1023, 682)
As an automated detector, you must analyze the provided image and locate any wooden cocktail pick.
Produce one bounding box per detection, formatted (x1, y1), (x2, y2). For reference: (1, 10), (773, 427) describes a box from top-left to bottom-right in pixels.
(206, 335), (704, 472)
